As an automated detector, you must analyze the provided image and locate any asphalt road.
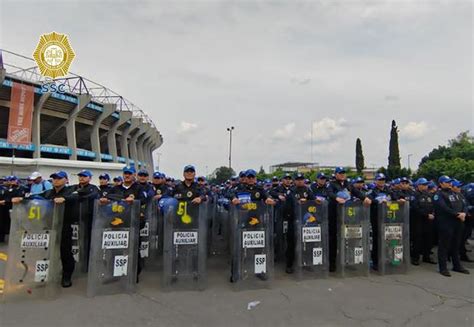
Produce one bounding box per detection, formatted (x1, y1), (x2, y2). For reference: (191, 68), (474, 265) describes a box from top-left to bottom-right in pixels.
(0, 245), (473, 327)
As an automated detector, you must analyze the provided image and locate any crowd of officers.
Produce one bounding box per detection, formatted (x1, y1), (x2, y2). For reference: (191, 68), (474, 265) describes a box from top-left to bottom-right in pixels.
(0, 165), (472, 288)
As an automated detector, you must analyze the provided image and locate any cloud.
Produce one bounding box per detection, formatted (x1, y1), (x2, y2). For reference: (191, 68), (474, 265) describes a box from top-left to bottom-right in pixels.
(401, 121), (430, 141)
(304, 118), (347, 144)
(272, 122), (296, 140)
(177, 121), (198, 134)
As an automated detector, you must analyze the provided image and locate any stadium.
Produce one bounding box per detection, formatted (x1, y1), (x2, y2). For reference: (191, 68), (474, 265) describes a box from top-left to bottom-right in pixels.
(0, 49), (162, 181)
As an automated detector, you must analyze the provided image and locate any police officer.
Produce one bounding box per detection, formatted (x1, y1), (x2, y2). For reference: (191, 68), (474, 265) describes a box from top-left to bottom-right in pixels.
(70, 170), (100, 271)
(287, 173), (316, 273)
(310, 172), (329, 201)
(392, 177), (415, 202)
(326, 167), (351, 272)
(98, 173), (113, 198)
(434, 176), (470, 277)
(13, 171), (77, 287)
(172, 165), (206, 203)
(452, 180), (474, 262)
(197, 176), (212, 200)
(269, 173), (294, 265)
(0, 176), (28, 243)
(152, 172), (171, 200)
(101, 167), (147, 280)
(137, 170), (156, 200)
(411, 178), (436, 265)
(367, 173), (392, 270)
(271, 176), (279, 189)
(350, 177), (372, 204)
(461, 183), (474, 262)
(231, 169), (275, 205)
(113, 176), (123, 187)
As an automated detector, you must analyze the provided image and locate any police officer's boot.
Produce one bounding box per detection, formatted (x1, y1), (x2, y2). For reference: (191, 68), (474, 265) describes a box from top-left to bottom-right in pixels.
(61, 274), (72, 288)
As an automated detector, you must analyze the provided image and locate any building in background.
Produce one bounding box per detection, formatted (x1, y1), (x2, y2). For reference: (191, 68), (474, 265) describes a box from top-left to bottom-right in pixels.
(0, 50), (162, 182)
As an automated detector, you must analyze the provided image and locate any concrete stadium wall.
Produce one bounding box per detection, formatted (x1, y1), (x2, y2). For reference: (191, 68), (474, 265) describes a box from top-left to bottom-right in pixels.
(0, 157), (128, 185)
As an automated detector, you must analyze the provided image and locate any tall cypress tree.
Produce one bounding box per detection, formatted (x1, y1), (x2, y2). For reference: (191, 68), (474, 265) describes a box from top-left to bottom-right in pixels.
(388, 120), (401, 178)
(355, 138), (365, 174)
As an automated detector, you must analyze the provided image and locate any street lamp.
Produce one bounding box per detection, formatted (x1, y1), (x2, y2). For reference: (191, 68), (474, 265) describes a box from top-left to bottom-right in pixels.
(407, 154), (413, 170)
(226, 126), (234, 169)
(155, 152), (162, 171)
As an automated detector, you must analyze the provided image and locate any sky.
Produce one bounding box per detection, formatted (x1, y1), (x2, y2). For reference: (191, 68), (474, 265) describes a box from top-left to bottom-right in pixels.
(0, 0), (472, 178)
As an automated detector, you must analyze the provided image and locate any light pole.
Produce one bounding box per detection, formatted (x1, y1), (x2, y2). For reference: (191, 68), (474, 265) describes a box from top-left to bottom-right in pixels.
(227, 126), (234, 169)
(407, 154), (413, 170)
(155, 152), (162, 171)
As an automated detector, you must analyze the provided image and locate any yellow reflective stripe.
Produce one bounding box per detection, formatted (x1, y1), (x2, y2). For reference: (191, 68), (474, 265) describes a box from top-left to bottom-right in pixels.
(0, 252), (7, 261)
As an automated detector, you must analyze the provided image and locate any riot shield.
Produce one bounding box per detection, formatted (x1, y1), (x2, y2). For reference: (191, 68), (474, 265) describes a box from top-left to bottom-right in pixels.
(145, 199), (160, 269)
(71, 201), (91, 275)
(230, 201), (274, 289)
(377, 201), (410, 275)
(336, 201), (370, 278)
(3, 199), (64, 301)
(87, 200), (140, 297)
(0, 251), (7, 296)
(210, 197), (230, 256)
(294, 199), (329, 279)
(162, 199), (207, 291)
(273, 203), (287, 263)
(139, 200), (157, 263)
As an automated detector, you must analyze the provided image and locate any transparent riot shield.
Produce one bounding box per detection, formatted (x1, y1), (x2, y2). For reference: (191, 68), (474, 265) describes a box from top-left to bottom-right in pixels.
(146, 199), (160, 269)
(162, 199), (207, 291)
(294, 199), (329, 279)
(139, 201), (154, 263)
(377, 201), (410, 275)
(210, 197), (230, 256)
(206, 195), (216, 253)
(71, 201), (91, 275)
(0, 251), (7, 296)
(273, 203), (287, 263)
(87, 200), (140, 297)
(336, 201), (370, 278)
(3, 199), (64, 301)
(231, 201), (274, 289)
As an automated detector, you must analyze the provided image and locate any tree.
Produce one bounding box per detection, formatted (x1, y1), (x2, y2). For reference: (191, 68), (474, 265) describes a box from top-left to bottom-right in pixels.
(416, 158), (474, 182)
(419, 131), (474, 165)
(210, 166), (235, 184)
(355, 138), (365, 174)
(415, 131), (474, 181)
(257, 165), (266, 180)
(387, 120), (401, 179)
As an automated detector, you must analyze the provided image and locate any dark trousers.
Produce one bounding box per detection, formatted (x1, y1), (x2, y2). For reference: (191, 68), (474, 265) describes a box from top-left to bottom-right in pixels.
(460, 217), (473, 256)
(60, 224), (75, 278)
(285, 220), (295, 268)
(0, 206), (11, 242)
(411, 215), (435, 259)
(438, 220), (463, 272)
(370, 213), (379, 266)
(328, 213), (337, 270)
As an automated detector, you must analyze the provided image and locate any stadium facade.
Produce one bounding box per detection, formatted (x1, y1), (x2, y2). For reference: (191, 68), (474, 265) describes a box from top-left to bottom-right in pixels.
(0, 50), (162, 182)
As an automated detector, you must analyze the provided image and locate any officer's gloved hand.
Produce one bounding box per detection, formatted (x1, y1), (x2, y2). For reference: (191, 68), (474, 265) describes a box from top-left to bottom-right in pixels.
(11, 197), (23, 204)
(99, 197), (110, 205)
(363, 198), (372, 206)
(77, 188), (89, 196)
(265, 198), (276, 206)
